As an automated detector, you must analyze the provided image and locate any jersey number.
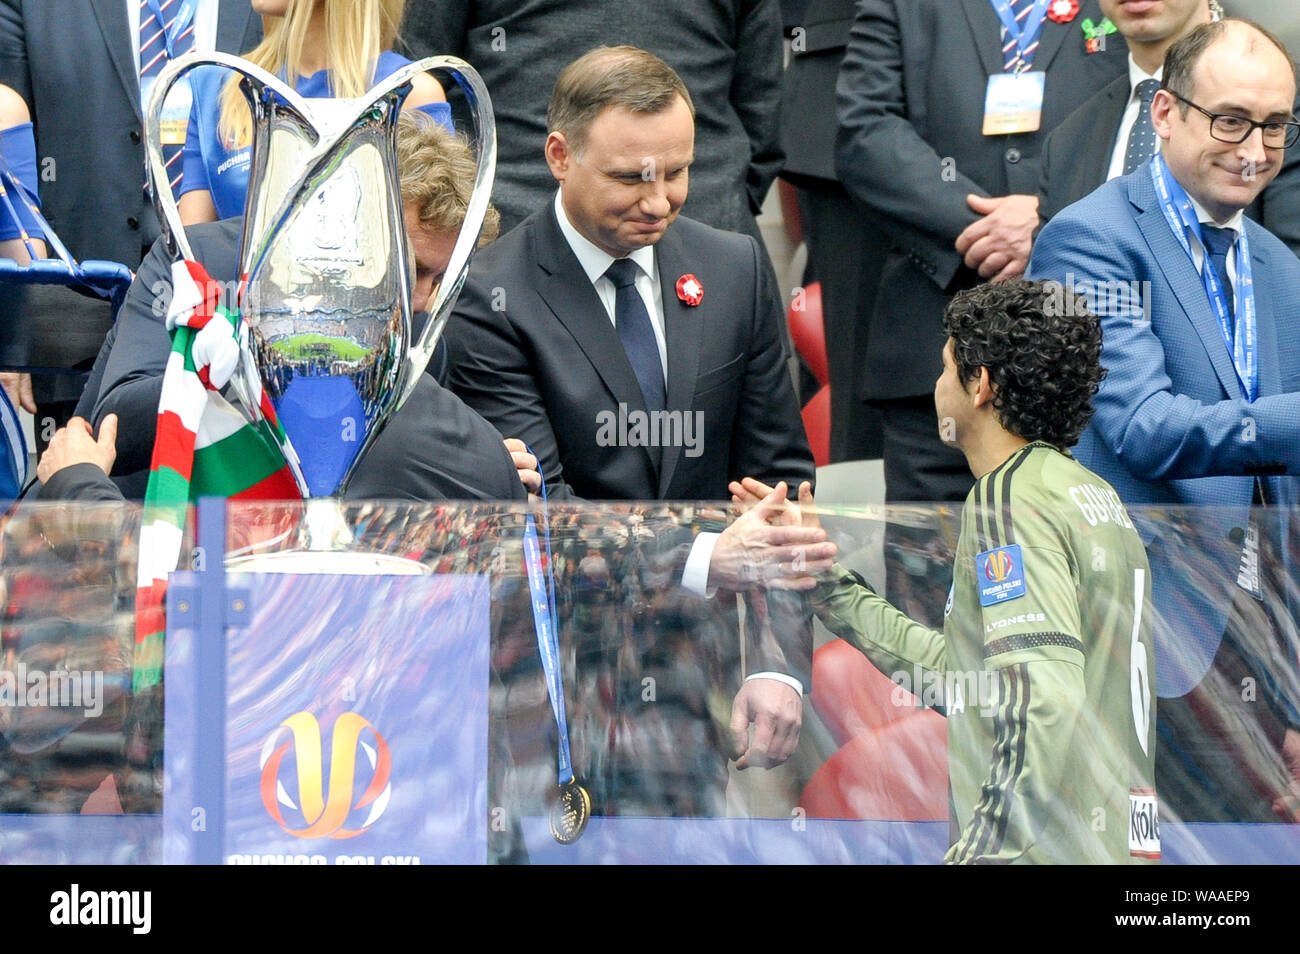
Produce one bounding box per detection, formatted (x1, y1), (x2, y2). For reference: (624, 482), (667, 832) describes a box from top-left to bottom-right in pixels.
(1129, 568), (1152, 756)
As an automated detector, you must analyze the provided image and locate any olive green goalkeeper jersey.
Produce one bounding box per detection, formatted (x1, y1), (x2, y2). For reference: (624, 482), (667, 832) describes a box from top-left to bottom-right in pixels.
(813, 442), (1159, 863)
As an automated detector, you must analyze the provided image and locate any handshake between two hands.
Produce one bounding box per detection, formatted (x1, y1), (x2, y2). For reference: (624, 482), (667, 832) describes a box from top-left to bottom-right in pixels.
(708, 478), (838, 592)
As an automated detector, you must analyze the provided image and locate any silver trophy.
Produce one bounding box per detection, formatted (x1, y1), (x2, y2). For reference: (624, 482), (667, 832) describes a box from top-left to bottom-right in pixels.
(144, 54), (495, 573)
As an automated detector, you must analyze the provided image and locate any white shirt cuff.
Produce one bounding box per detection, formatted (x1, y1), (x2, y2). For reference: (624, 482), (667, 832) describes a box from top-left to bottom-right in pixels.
(681, 531), (720, 598)
(746, 671), (805, 696)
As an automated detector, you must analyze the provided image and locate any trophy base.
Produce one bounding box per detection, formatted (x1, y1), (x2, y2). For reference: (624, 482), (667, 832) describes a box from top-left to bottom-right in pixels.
(224, 550), (429, 575)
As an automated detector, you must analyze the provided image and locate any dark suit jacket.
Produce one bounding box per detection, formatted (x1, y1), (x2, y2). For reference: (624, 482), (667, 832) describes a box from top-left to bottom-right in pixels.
(89, 219), (525, 503)
(1038, 72), (1300, 257)
(834, 0), (1126, 398)
(445, 203), (815, 687)
(0, 0), (260, 384)
(445, 203), (815, 502)
(399, 0), (784, 243)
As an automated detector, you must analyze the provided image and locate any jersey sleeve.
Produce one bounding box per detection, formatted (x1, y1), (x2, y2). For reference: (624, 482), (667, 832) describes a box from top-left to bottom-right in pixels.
(974, 537), (1086, 671)
(811, 563), (947, 676)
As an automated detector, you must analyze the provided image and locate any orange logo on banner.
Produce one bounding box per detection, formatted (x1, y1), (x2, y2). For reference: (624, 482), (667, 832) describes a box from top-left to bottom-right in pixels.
(984, 549), (1013, 583)
(259, 712), (392, 839)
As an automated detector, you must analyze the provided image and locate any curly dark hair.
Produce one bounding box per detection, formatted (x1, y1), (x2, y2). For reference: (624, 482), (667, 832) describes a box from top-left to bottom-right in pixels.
(943, 280), (1105, 450)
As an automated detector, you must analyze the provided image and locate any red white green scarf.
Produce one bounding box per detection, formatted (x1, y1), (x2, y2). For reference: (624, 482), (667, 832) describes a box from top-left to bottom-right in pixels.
(133, 260), (299, 690)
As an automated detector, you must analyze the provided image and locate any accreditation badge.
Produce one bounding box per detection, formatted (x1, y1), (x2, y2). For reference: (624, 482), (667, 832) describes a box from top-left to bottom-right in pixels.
(982, 71), (1046, 136)
(141, 75), (194, 146)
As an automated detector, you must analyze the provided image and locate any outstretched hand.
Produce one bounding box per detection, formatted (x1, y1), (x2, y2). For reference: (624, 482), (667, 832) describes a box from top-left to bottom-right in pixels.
(708, 480), (835, 590)
(730, 477), (821, 532)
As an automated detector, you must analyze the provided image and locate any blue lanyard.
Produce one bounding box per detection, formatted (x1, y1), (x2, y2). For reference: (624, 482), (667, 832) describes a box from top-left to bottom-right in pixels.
(989, 0), (1051, 71)
(521, 449), (574, 786)
(1149, 153), (1258, 401)
(144, 0), (198, 60)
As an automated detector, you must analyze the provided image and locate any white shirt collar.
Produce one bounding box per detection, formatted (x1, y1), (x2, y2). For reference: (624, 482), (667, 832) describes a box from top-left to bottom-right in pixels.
(553, 191), (657, 285)
(1127, 55), (1162, 100)
(1186, 192), (1246, 234)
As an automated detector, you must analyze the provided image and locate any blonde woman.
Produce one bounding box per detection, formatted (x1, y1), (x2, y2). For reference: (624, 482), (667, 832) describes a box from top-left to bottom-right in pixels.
(178, 0), (448, 224)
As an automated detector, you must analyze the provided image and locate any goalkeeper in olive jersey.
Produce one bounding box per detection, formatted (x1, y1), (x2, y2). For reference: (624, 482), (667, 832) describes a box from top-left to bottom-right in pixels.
(734, 281), (1159, 863)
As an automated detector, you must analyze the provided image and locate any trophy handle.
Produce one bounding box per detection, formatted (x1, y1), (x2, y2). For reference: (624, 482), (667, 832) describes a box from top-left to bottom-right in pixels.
(389, 57), (497, 408)
(145, 52), (320, 493)
(144, 51), (320, 267)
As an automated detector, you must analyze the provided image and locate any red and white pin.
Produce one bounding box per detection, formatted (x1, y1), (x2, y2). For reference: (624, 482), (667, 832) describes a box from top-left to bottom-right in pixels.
(676, 273), (704, 306)
(1046, 0), (1079, 23)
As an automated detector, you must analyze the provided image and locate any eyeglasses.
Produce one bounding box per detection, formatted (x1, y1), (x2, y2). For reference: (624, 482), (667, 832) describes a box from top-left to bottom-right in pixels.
(1164, 88), (1300, 149)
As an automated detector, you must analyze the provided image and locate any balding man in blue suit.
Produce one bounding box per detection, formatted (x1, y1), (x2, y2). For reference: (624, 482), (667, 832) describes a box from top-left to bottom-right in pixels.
(1029, 18), (1300, 823)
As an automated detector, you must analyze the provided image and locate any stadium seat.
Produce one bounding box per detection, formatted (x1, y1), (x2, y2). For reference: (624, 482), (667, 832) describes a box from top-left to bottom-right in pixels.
(788, 281), (829, 464)
(800, 710), (948, 821)
(811, 637), (921, 743)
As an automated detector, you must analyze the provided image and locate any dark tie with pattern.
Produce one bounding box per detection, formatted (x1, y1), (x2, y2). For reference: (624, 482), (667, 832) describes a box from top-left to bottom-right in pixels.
(605, 258), (666, 414)
(1122, 79), (1161, 175)
(1000, 0), (1039, 72)
(139, 0), (197, 197)
(1201, 225), (1236, 327)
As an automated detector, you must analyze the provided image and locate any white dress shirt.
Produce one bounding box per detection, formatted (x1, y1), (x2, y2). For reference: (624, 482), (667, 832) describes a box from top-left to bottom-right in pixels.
(552, 192), (668, 383)
(1107, 57), (1163, 182)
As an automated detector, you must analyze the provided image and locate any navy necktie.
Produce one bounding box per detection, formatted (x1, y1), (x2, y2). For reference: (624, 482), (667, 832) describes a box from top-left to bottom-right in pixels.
(605, 258), (666, 414)
(1201, 225), (1236, 327)
(1122, 79), (1161, 175)
(1000, 0), (1038, 72)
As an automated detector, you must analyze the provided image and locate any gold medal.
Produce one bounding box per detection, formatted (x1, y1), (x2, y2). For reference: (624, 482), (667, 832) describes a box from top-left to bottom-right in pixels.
(549, 779), (591, 844)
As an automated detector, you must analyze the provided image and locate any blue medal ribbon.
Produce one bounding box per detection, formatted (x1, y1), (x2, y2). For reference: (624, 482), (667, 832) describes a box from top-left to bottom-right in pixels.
(989, 0), (1052, 71)
(144, 0), (198, 60)
(521, 449), (574, 786)
(1149, 153), (1258, 401)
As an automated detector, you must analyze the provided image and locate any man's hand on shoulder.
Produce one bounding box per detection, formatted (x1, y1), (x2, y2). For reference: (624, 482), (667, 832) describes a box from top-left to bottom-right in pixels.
(503, 437), (540, 496)
(0, 371), (34, 414)
(730, 676), (802, 769)
(37, 414), (117, 484)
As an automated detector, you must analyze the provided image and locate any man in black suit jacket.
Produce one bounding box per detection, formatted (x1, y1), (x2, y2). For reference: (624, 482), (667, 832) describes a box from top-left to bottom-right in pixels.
(1038, 0), (1300, 254)
(445, 47), (818, 809)
(834, 0), (1126, 508)
(0, 0), (261, 436)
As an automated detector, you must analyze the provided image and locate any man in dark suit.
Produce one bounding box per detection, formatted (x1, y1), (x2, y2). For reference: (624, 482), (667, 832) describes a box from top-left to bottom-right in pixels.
(834, 0), (1127, 510)
(1028, 19), (1300, 822)
(0, 0), (261, 443)
(445, 47), (818, 812)
(1038, 0), (1300, 254)
(778, 0), (884, 462)
(399, 0), (784, 246)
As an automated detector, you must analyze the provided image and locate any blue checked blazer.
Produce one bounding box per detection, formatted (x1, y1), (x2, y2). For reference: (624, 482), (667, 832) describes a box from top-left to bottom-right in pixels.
(1028, 167), (1300, 702)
